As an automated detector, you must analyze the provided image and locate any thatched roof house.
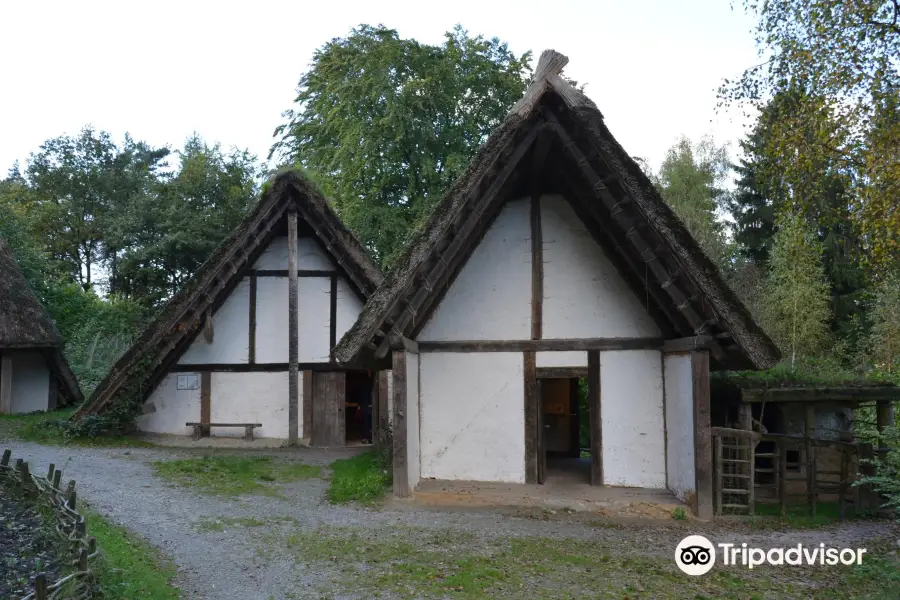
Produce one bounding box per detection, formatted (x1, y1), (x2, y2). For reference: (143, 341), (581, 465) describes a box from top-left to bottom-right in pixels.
(0, 239), (82, 413)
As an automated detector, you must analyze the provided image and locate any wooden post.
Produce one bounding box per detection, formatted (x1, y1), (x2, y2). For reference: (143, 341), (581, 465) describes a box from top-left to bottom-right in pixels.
(807, 442), (817, 517)
(200, 372), (211, 437)
(1, 449), (10, 466)
(0, 354), (12, 414)
(66, 480), (76, 508)
(692, 350), (713, 520)
(588, 350), (602, 486)
(876, 400), (894, 448)
(748, 439), (756, 516)
(779, 442), (788, 517)
(392, 349), (409, 497)
(530, 190), (543, 341)
(52, 469), (61, 490)
(377, 371), (389, 445)
(302, 370), (313, 441)
(34, 573), (47, 600)
(288, 210), (299, 446)
(714, 434), (723, 516)
(248, 273), (257, 364)
(47, 463), (55, 481)
(523, 351), (538, 484)
(329, 275), (338, 362)
(839, 448), (848, 520)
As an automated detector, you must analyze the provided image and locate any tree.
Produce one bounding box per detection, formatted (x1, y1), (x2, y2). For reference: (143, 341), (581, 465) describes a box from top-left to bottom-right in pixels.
(722, 0), (900, 272)
(870, 271), (900, 375)
(271, 24), (531, 268)
(654, 136), (731, 268)
(761, 212), (832, 369)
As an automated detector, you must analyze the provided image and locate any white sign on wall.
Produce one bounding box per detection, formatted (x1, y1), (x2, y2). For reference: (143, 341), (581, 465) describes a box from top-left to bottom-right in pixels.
(177, 374), (200, 391)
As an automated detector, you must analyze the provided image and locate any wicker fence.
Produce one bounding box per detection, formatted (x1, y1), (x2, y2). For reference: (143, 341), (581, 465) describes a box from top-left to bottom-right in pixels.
(0, 449), (99, 600)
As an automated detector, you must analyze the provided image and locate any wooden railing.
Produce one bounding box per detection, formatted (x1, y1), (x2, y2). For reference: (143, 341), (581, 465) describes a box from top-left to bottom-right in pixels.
(1, 449), (99, 600)
(710, 427), (874, 518)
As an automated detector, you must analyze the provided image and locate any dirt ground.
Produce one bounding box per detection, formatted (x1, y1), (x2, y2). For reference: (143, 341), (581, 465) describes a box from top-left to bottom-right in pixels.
(1, 438), (897, 599)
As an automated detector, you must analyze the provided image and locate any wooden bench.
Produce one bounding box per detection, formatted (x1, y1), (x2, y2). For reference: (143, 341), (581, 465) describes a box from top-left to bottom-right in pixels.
(185, 422), (262, 441)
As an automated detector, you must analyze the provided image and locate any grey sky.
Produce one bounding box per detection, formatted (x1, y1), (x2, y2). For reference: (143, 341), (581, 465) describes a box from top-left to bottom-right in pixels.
(1, 0), (761, 175)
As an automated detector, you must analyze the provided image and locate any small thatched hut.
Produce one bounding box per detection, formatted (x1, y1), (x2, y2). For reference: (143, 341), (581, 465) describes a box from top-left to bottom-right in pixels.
(0, 240), (82, 413)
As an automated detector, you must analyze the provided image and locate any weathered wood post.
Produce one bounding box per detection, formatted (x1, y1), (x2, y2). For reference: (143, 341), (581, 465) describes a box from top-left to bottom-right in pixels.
(692, 350), (713, 520)
(34, 573), (47, 600)
(778, 441), (788, 517)
(1, 449), (10, 466)
(287, 209), (299, 446)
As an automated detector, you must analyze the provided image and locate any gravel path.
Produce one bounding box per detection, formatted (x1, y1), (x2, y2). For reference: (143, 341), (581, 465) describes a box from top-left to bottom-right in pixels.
(2, 440), (895, 599)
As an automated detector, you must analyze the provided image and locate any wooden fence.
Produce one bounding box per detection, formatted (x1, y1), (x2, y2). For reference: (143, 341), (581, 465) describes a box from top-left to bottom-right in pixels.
(0, 449), (99, 600)
(710, 427), (876, 518)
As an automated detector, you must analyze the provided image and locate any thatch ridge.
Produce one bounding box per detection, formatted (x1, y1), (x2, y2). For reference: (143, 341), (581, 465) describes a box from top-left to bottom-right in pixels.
(76, 170), (383, 418)
(334, 49), (780, 370)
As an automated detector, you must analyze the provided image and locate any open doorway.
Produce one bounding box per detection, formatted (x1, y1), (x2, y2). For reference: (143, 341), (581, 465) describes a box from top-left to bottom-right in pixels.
(345, 370), (374, 445)
(539, 377), (591, 484)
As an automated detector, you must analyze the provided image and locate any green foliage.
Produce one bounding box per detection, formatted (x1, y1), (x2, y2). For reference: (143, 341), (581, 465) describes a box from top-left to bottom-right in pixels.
(761, 212), (833, 369)
(326, 451), (392, 505)
(869, 272), (900, 375)
(858, 425), (900, 516)
(151, 456), (322, 497)
(271, 24), (531, 269)
(654, 135), (732, 267)
(671, 507), (687, 520)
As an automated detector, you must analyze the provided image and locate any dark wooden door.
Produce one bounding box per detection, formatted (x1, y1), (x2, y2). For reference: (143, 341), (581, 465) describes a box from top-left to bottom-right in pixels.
(311, 372), (346, 447)
(537, 380), (547, 484)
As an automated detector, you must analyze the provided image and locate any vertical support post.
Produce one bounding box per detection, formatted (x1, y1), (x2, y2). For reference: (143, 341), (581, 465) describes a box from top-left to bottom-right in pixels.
(876, 400), (894, 448)
(329, 275), (338, 362)
(714, 434), (723, 516)
(779, 441), (788, 517)
(0, 354), (13, 414)
(200, 372), (211, 437)
(691, 350), (713, 520)
(748, 439), (756, 515)
(523, 351), (538, 484)
(34, 573), (47, 600)
(392, 349), (409, 497)
(302, 370), (313, 441)
(588, 350), (602, 486)
(530, 191), (543, 341)
(839, 448), (848, 520)
(807, 441), (817, 517)
(287, 210), (299, 446)
(377, 371), (389, 445)
(248, 273), (257, 364)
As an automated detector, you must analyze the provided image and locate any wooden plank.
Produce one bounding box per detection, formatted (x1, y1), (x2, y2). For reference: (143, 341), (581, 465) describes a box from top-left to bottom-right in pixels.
(389, 334), (419, 354)
(418, 337), (663, 353)
(536, 367), (589, 379)
(200, 371), (211, 438)
(568, 377), (581, 459)
(251, 269), (337, 278)
(807, 442), (817, 517)
(392, 350), (409, 497)
(537, 378), (546, 483)
(524, 351), (538, 484)
(170, 363), (355, 373)
(692, 350), (713, 520)
(288, 211), (299, 446)
(779, 442), (787, 517)
(248, 273), (257, 364)
(715, 434), (723, 516)
(303, 370), (313, 440)
(311, 372), (346, 447)
(0, 354), (12, 414)
(748, 439), (756, 515)
(330, 275), (338, 362)
(530, 191), (543, 340)
(377, 370), (389, 444)
(588, 350), (602, 486)
(662, 336), (715, 353)
(742, 387), (900, 403)
(839, 449), (848, 520)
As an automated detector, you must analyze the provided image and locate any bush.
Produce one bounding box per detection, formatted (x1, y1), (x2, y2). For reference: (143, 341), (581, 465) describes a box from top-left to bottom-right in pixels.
(858, 425), (900, 516)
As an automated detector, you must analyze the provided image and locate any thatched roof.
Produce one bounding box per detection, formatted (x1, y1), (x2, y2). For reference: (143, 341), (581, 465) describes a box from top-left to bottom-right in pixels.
(75, 170), (383, 418)
(334, 50), (781, 371)
(0, 239), (83, 405)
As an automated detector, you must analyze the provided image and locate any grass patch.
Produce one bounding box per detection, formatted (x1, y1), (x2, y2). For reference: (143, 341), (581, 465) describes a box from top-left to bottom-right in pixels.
(745, 501), (863, 529)
(83, 506), (180, 599)
(0, 408), (154, 448)
(152, 455), (321, 497)
(326, 451), (391, 505)
(268, 525), (898, 599)
(194, 515), (289, 532)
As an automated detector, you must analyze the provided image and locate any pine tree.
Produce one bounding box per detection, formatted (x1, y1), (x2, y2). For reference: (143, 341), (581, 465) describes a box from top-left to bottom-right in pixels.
(870, 272), (900, 375)
(762, 213), (832, 369)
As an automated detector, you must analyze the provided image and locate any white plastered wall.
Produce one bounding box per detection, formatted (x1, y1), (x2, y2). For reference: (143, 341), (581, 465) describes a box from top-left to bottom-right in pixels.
(335, 277), (364, 342)
(179, 278), (250, 364)
(253, 236), (335, 270)
(536, 351), (587, 368)
(406, 353), (420, 489)
(210, 371), (290, 439)
(420, 352), (525, 483)
(297, 277), (331, 362)
(601, 350), (666, 488)
(9, 351), (50, 414)
(664, 353), (695, 501)
(255, 277), (288, 363)
(541, 194), (660, 339)
(418, 199), (532, 341)
(137, 373), (201, 435)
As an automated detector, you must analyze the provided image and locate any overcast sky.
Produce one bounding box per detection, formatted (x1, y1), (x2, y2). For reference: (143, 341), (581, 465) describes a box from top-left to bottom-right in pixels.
(1, 0), (761, 177)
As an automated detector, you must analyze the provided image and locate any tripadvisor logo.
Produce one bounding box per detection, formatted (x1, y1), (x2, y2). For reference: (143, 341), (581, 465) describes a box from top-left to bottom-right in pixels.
(675, 535), (868, 576)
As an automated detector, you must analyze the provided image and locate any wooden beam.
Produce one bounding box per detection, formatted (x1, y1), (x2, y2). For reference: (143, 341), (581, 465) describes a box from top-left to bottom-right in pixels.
(0, 354), (12, 414)
(662, 336), (715, 354)
(392, 349), (409, 497)
(248, 273), (257, 364)
(389, 334), (419, 354)
(418, 337), (663, 353)
(302, 370), (313, 440)
(251, 269), (337, 278)
(588, 350), (602, 486)
(536, 367), (589, 379)
(329, 275), (338, 362)
(171, 363), (356, 372)
(288, 210), (300, 446)
(203, 313), (214, 344)
(524, 351), (538, 484)
(200, 371), (211, 438)
(530, 188), (543, 341)
(691, 350), (713, 520)
(741, 387), (900, 404)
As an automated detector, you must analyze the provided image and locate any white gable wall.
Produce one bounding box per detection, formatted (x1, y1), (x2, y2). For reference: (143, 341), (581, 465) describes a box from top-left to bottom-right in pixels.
(419, 352), (525, 483)
(336, 277), (364, 342)
(664, 353), (695, 501)
(210, 371), (291, 439)
(418, 199), (532, 341)
(179, 278), (250, 365)
(600, 350), (666, 488)
(541, 194), (660, 339)
(137, 373), (201, 436)
(536, 351), (588, 368)
(253, 236), (335, 270)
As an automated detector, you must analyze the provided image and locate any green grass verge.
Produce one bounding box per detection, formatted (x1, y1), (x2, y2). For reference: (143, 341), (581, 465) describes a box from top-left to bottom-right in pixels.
(267, 525), (899, 599)
(326, 451), (391, 505)
(83, 507), (180, 599)
(0, 408), (154, 448)
(151, 455), (321, 497)
(746, 501), (869, 529)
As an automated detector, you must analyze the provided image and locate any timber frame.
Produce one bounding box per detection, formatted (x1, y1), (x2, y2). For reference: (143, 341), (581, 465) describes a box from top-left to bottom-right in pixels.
(334, 50), (780, 372)
(75, 170), (383, 420)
